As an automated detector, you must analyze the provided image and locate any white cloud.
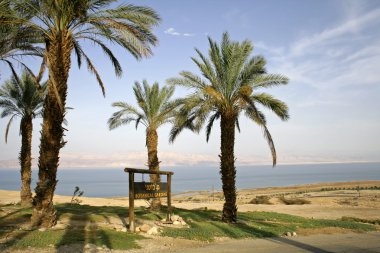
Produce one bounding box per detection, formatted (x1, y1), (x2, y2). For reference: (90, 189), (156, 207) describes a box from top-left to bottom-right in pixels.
(258, 7), (380, 89)
(164, 28), (180, 36)
(291, 8), (380, 56)
(164, 28), (195, 37)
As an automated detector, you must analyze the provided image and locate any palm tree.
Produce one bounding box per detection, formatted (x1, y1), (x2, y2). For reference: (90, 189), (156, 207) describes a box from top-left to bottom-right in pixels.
(108, 80), (178, 210)
(168, 32), (289, 223)
(0, 71), (46, 206)
(0, 3), (43, 79)
(0, 0), (160, 227)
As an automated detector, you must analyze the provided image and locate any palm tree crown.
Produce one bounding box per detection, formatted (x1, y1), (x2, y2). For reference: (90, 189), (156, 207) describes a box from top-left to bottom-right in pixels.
(168, 32), (289, 166)
(0, 4), (42, 79)
(0, 0), (160, 96)
(108, 80), (177, 131)
(0, 71), (46, 142)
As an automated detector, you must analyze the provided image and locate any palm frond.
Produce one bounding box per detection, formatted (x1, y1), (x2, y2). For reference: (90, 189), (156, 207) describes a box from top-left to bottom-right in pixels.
(252, 74), (289, 89)
(262, 124), (276, 167)
(76, 45), (106, 97)
(5, 114), (16, 143)
(76, 36), (122, 76)
(206, 112), (220, 142)
(235, 117), (241, 133)
(252, 93), (289, 121)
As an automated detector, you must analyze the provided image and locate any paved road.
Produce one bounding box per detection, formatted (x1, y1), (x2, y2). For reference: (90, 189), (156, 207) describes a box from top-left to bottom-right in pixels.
(172, 232), (380, 253)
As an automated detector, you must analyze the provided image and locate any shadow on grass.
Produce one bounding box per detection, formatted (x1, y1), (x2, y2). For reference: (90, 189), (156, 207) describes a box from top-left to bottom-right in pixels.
(0, 205), (33, 250)
(267, 237), (333, 253)
(0, 206), (30, 223)
(0, 203), (144, 251)
(213, 222), (277, 238)
(56, 206), (112, 252)
(55, 203), (128, 220)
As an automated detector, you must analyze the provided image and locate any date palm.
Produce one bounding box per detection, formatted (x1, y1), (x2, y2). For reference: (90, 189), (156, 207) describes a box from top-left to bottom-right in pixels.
(0, 0), (160, 227)
(108, 80), (178, 210)
(168, 32), (289, 223)
(0, 71), (46, 206)
(0, 3), (43, 79)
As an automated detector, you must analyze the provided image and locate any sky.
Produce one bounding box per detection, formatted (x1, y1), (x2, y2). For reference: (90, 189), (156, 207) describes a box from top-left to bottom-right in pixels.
(1, 0), (380, 169)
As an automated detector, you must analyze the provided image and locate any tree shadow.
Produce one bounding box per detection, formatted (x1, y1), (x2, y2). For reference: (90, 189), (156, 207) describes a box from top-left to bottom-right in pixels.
(0, 205), (33, 250)
(0, 206), (30, 222)
(267, 237), (333, 253)
(56, 204), (112, 252)
(56, 212), (87, 252)
(212, 221), (277, 238)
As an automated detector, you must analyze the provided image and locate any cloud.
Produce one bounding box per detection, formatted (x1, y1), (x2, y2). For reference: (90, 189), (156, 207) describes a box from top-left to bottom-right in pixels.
(164, 28), (195, 37)
(258, 7), (380, 91)
(164, 28), (180, 36)
(291, 8), (380, 56)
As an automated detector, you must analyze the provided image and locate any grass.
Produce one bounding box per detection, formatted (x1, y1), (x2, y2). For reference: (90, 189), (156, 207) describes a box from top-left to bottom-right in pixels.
(0, 203), (145, 251)
(0, 203), (377, 249)
(7, 229), (144, 250)
(341, 216), (380, 225)
(161, 208), (375, 241)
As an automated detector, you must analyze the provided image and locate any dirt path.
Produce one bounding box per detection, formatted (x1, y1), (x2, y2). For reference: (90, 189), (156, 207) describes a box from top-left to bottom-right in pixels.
(166, 232), (380, 253)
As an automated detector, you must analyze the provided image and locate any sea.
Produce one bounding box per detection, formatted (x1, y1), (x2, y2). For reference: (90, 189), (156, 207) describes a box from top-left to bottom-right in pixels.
(0, 163), (379, 197)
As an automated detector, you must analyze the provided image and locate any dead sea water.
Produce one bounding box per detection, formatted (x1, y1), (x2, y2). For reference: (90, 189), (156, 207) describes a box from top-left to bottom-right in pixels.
(0, 162), (379, 197)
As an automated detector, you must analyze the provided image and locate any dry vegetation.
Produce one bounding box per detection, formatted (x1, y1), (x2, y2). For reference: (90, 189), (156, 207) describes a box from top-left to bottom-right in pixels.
(172, 181), (380, 220)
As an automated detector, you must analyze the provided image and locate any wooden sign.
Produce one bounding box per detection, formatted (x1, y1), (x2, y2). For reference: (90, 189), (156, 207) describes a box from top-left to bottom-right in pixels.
(133, 182), (168, 199)
(124, 168), (174, 232)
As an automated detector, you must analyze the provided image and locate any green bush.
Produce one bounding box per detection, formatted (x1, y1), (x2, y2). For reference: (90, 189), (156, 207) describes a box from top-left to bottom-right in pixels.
(279, 196), (311, 205)
(249, 195), (272, 205)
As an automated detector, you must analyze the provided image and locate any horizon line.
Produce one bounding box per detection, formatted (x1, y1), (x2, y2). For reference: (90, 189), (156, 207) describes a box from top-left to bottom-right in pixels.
(0, 160), (379, 170)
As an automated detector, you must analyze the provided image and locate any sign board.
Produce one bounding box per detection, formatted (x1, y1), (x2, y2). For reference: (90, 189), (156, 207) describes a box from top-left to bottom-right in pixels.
(133, 182), (168, 199)
(124, 167), (174, 232)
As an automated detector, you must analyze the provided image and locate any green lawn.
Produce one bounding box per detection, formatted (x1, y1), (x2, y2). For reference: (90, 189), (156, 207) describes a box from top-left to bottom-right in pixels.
(0, 203), (376, 250)
(161, 208), (375, 241)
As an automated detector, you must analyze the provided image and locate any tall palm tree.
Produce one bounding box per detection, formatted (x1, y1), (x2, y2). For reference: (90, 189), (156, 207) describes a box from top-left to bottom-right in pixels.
(108, 80), (178, 210)
(168, 32), (289, 223)
(0, 0), (160, 227)
(0, 71), (46, 206)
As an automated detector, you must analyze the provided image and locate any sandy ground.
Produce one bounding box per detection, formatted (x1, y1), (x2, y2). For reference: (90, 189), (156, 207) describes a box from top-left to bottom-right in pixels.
(1, 181), (380, 253)
(1, 180), (380, 220)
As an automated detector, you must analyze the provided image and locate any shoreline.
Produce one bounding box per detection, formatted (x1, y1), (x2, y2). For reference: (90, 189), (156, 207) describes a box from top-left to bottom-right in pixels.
(1, 180), (380, 220)
(1, 179), (379, 200)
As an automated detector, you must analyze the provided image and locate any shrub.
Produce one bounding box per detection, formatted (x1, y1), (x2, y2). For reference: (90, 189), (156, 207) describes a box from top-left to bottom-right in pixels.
(249, 195), (272, 205)
(279, 196), (310, 205)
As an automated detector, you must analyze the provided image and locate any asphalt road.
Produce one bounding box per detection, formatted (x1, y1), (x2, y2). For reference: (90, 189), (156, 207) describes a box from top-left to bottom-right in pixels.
(172, 232), (380, 253)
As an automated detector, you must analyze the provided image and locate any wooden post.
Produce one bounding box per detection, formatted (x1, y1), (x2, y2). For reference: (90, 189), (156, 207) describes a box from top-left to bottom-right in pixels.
(129, 172), (135, 232)
(125, 167), (174, 229)
(167, 174), (172, 221)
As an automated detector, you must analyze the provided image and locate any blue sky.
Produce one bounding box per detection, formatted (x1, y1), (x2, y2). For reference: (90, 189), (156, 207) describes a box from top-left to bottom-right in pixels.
(1, 0), (380, 169)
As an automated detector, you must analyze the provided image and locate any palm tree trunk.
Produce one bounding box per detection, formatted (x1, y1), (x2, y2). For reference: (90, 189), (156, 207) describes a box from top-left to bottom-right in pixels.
(220, 112), (237, 223)
(19, 116), (33, 206)
(31, 33), (73, 228)
(146, 128), (161, 210)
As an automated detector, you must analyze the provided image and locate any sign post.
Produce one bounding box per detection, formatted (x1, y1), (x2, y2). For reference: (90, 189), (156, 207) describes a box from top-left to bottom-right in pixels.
(124, 168), (174, 232)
